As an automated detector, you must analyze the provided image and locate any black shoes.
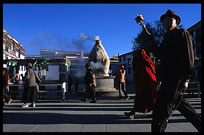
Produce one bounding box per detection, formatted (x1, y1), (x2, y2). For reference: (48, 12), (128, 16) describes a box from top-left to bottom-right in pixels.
(29, 104), (36, 107)
(124, 111), (135, 119)
(81, 98), (87, 102)
(90, 100), (96, 103)
(81, 98), (96, 103)
(119, 96), (130, 100)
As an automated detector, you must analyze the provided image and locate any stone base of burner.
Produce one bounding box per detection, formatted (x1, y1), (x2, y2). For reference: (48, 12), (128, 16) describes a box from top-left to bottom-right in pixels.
(95, 75), (118, 96)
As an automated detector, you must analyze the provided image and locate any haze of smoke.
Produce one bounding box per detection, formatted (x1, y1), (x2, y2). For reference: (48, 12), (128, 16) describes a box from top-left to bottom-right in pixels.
(72, 33), (100, 51)
(29, 31), (72, 52)
(90, 61), (104, 70)
(29, 31), (99, 53)
(72, 69), (86, 79)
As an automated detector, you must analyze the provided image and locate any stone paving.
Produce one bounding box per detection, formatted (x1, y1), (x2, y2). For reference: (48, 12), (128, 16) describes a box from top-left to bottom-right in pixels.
(3, 91), (201, 132)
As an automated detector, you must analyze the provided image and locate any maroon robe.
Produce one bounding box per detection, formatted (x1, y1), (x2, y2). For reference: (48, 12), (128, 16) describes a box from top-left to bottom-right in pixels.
(132, 49), (157, 113)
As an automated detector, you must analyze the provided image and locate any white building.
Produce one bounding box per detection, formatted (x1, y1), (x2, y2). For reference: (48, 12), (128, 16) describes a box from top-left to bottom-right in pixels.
(3, 28), (26, 79)
(26, 49), (89, 83)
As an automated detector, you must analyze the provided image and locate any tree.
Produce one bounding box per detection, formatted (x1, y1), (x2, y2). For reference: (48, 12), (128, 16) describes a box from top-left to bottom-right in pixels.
(132, 20), (184, 56)
(132, 20), (165, 55)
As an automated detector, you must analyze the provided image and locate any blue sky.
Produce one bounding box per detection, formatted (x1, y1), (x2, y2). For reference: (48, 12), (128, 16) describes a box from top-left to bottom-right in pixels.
(3, 3), (201, 58)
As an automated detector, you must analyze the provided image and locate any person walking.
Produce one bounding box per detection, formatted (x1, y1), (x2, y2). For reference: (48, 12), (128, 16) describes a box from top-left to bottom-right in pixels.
(81, 63), (96, 103)
(143, 9), (201, 132)
(117, 65), (129, 100)
(22, 63), (38, 108)
(3, 64), (12, 106)
(124, 49), (157, 119)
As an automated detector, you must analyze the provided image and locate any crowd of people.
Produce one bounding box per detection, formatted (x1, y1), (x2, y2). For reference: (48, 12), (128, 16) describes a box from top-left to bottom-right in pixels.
(2, 9), (201, 132)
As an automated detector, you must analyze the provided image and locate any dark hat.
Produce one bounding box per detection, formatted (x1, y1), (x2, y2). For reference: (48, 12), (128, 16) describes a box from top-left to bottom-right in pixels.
(160, 9), (181, 25)
(27, 63), (32, 67)
(85, 63), (90, 67)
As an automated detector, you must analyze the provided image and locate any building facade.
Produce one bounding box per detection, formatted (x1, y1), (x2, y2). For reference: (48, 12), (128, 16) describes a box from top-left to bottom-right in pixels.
(3, 28), (25, 60)
(3, 28), (26, 79)
(187, 21), (201, 82)
(117, 52), (134, 84)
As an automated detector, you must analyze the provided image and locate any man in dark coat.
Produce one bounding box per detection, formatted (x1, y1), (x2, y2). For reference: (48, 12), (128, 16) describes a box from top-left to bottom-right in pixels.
(150, 9), (201, 132)
(81, 63), (96, 103)
(22, 63), (38, 108)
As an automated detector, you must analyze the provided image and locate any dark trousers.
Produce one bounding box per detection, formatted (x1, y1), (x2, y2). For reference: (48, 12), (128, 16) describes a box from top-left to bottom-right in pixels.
(75, 84), (78, 93)
(84, 85), (96, 101)
(22, 85), (27, 103)
(151, 79), (201, 132)
(68, 84), (72, 94)
(24, 86), (38, 103)
(118, 82), (128, 98)
(3, 85), (11, 103)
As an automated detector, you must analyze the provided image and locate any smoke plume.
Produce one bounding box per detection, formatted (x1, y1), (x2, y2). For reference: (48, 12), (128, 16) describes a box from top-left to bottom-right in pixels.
(72, 33), (100, 51)
(89, 61), (105, 70)
(28, 31), (99, 54)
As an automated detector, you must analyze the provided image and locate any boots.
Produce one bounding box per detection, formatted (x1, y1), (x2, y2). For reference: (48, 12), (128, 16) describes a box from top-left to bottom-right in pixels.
(124, 111), (135, 119)
(90, 98), (96, 103)
(81, 98), (87, 102)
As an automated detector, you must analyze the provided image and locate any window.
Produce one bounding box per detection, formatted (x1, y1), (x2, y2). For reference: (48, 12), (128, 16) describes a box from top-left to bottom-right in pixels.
(128, 58), (131, 65)
(5, 38), (9, 51)
(18, 48), (21, 58)
(123, 56), (126, 61)
(195, 28), (201, 44)
(12, 41), (15, 51)
(128, 67), (131, 74)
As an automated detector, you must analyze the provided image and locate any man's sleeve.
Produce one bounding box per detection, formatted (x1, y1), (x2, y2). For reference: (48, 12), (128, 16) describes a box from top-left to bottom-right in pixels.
(180, 29), (194, 80)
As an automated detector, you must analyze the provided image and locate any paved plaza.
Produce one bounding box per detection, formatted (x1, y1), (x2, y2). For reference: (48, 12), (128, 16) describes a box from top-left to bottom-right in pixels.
(3, 89), (201, 133)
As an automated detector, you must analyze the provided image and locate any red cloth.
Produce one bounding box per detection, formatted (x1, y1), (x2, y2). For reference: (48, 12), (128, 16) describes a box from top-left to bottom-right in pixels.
(3, 70), (5, 76)
(132, 49), (157, 113)
(3, 69), (9, 81)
